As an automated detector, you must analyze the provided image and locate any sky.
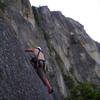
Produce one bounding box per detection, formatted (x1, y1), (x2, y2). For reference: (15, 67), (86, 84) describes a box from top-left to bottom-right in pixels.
(30, 0), (100, 43)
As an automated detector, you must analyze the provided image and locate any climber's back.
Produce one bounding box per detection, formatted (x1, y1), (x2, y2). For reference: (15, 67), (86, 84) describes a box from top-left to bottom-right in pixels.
(33, 47), (45, 60)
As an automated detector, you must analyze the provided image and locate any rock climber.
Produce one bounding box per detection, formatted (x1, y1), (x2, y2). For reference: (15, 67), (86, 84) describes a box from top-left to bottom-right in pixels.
(25, 46), (53, 94)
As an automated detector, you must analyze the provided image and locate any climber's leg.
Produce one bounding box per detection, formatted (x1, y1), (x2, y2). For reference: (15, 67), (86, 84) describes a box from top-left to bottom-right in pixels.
(37, 67), (53, 93)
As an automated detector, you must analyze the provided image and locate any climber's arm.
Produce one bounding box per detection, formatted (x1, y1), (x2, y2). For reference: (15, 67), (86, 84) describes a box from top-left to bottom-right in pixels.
(25, 48), (34, 52)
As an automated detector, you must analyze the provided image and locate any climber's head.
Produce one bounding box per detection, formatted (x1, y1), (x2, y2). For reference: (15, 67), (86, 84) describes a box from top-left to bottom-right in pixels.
(36, 46), (42, 51)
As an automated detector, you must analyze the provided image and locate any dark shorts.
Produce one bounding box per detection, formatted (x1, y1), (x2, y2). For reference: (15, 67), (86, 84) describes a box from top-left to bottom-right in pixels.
(38, 60), (45, 68)
(31, 58), (45, 68)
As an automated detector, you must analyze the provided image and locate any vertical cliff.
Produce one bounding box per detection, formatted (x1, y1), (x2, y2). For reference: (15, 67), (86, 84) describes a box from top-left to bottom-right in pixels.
(32, 5), (100, 96)
(0, 0), (53, 100)
(0, 0), (100, 100)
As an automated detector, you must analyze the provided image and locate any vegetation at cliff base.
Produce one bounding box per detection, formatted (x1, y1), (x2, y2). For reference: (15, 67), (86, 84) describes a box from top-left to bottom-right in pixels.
(65, 82), (100, 100)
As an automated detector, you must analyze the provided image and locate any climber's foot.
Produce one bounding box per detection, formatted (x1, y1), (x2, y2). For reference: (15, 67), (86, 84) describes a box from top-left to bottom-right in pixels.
(49, 88), (54, 94)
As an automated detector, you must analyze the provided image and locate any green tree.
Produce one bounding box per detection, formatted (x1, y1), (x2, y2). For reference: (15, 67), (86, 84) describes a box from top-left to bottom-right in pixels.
(66, 82), (100, 100)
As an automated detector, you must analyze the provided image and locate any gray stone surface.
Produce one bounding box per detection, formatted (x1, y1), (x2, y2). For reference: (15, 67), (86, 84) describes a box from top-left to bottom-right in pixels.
(0, 13), (51, 100)
(32, 5), (100, 97)
(0, 0), (100, 100)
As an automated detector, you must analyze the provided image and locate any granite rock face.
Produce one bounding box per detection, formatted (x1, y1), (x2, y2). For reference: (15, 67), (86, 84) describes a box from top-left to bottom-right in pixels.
(32, 5), (100, 94)
(0, 0), (100, 100)
(0, 1), (52, 100)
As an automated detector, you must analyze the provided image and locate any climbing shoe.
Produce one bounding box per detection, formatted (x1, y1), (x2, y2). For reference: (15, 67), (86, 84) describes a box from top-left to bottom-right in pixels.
(49, 88), (54, 94)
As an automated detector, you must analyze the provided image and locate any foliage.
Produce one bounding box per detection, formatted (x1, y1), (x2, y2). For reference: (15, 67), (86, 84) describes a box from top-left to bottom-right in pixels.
(65, 82), (100, 100)
(63, 75), (75, 89)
